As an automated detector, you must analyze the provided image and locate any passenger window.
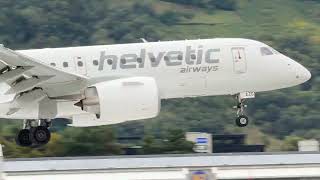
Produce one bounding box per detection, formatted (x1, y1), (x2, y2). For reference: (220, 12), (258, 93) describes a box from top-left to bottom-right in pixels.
(137, 57), (143, 63)
(63, 62), (68, 67)
(77, 61), (83, 67)
(260, 47), (273, 56)
(93, 60), (99, 66)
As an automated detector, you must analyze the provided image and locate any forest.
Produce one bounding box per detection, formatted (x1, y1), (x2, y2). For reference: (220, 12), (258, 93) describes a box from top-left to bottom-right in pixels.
(0, 0), (319, 157)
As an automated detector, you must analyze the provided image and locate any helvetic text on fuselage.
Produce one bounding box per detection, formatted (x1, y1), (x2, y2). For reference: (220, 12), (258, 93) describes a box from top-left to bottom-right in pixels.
(98, 45), (220, 73)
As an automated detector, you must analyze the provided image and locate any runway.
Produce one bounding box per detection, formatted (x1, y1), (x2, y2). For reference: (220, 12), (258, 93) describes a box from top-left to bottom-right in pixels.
(3, 152), (320, 180)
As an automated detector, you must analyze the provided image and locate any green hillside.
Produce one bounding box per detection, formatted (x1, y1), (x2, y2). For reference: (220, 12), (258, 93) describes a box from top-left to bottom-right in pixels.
(0, 0), (319, 156)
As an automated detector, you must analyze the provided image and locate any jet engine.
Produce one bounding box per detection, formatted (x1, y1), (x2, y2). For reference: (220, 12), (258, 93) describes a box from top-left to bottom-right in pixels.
(75, 77), (160, 126)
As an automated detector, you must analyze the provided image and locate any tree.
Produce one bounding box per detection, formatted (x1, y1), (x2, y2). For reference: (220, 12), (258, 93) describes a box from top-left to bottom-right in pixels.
(142, 135), (165, 154)
(209, 0), (237, 11)
(158, 11), (182, 25)
(281, 136), (304, 151)
(163, 128), (194, 154)
(56, 127), (122, 156)
(142, 128), (194, 154)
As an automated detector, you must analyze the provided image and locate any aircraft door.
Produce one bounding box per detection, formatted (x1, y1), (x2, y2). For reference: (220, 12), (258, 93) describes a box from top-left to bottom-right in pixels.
(232, 47), (247, 74)
(74, 56), (87, 75)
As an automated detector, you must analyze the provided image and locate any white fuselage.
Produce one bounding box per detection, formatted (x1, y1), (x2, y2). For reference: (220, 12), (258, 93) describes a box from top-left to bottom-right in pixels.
(0, 38), (311, 119)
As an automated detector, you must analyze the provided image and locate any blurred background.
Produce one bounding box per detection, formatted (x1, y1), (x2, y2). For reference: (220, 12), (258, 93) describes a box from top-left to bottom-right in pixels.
(0, 0), (319, 158)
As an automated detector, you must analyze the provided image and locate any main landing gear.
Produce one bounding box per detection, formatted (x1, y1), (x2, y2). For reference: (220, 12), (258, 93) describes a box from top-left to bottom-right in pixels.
(233, 92), (254, 127)
(16, 119), (51, 147)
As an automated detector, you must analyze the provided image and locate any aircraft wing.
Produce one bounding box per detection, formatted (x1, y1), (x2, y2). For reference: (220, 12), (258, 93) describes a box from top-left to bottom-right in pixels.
(0, 45), (89, 97)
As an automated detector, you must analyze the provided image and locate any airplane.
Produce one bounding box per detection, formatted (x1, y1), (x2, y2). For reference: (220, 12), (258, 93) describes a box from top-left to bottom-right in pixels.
(0, 38), (311, 147)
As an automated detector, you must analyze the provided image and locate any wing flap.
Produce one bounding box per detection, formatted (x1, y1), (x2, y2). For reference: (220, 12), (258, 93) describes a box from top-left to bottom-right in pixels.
(0, 45), (88, 97)
(5, 75), (54, 94)
(0, 62), (8, 71)
(0, 66), (33, 83)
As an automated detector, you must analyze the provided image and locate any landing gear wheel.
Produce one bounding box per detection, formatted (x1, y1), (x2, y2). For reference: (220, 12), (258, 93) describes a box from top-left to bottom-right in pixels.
(236, 115), (249, 127)
(33, 126), (51, 145)
(16, 129), (32, 147)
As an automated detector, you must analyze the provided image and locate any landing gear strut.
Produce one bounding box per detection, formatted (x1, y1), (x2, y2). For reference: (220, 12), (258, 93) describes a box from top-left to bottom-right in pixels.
(16, 119), (51, 147)
(233, 93), (253, 127)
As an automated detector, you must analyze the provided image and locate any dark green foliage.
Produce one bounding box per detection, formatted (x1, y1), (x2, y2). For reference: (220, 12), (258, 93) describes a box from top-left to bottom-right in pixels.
(0, 1), (179, 47)
(209, 0), (237, 10)
(162, 128), (194, 153)
(161, 0), (206, 7)
(161, 0), (237, 10)
(281, 136), (304, 151)
(142, 128), (194, 154)
(57, 127), (122, 156)
(158, 11), (183, 25)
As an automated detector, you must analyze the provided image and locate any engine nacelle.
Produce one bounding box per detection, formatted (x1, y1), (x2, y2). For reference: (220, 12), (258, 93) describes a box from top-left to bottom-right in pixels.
(76, 77), (160, 126)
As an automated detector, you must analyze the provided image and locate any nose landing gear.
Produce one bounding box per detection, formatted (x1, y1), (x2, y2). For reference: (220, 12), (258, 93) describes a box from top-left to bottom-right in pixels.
(233, 92), (254, 127)
(16, 119), (51, 147)
(236, 115), (249, 127)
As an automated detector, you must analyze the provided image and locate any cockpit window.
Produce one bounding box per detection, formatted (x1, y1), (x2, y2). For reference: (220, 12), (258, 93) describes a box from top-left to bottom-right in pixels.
(270, 47), (280, 54)
(260, 47), (273, 56)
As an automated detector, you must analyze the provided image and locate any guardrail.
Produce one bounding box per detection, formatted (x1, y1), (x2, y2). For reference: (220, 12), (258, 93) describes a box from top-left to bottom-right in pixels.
(3, 152), (320, 180)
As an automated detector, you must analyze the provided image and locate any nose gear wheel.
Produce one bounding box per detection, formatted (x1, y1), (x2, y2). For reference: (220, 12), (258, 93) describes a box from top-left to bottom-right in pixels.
(233, 94), (249, 127)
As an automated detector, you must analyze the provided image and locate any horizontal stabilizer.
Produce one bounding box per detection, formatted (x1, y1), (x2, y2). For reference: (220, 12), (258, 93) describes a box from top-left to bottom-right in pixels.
(5, 75), (54, 95)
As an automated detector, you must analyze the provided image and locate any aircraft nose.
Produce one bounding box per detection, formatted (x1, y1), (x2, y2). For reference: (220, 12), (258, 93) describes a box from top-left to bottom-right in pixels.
(296, 65), (311, 82)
